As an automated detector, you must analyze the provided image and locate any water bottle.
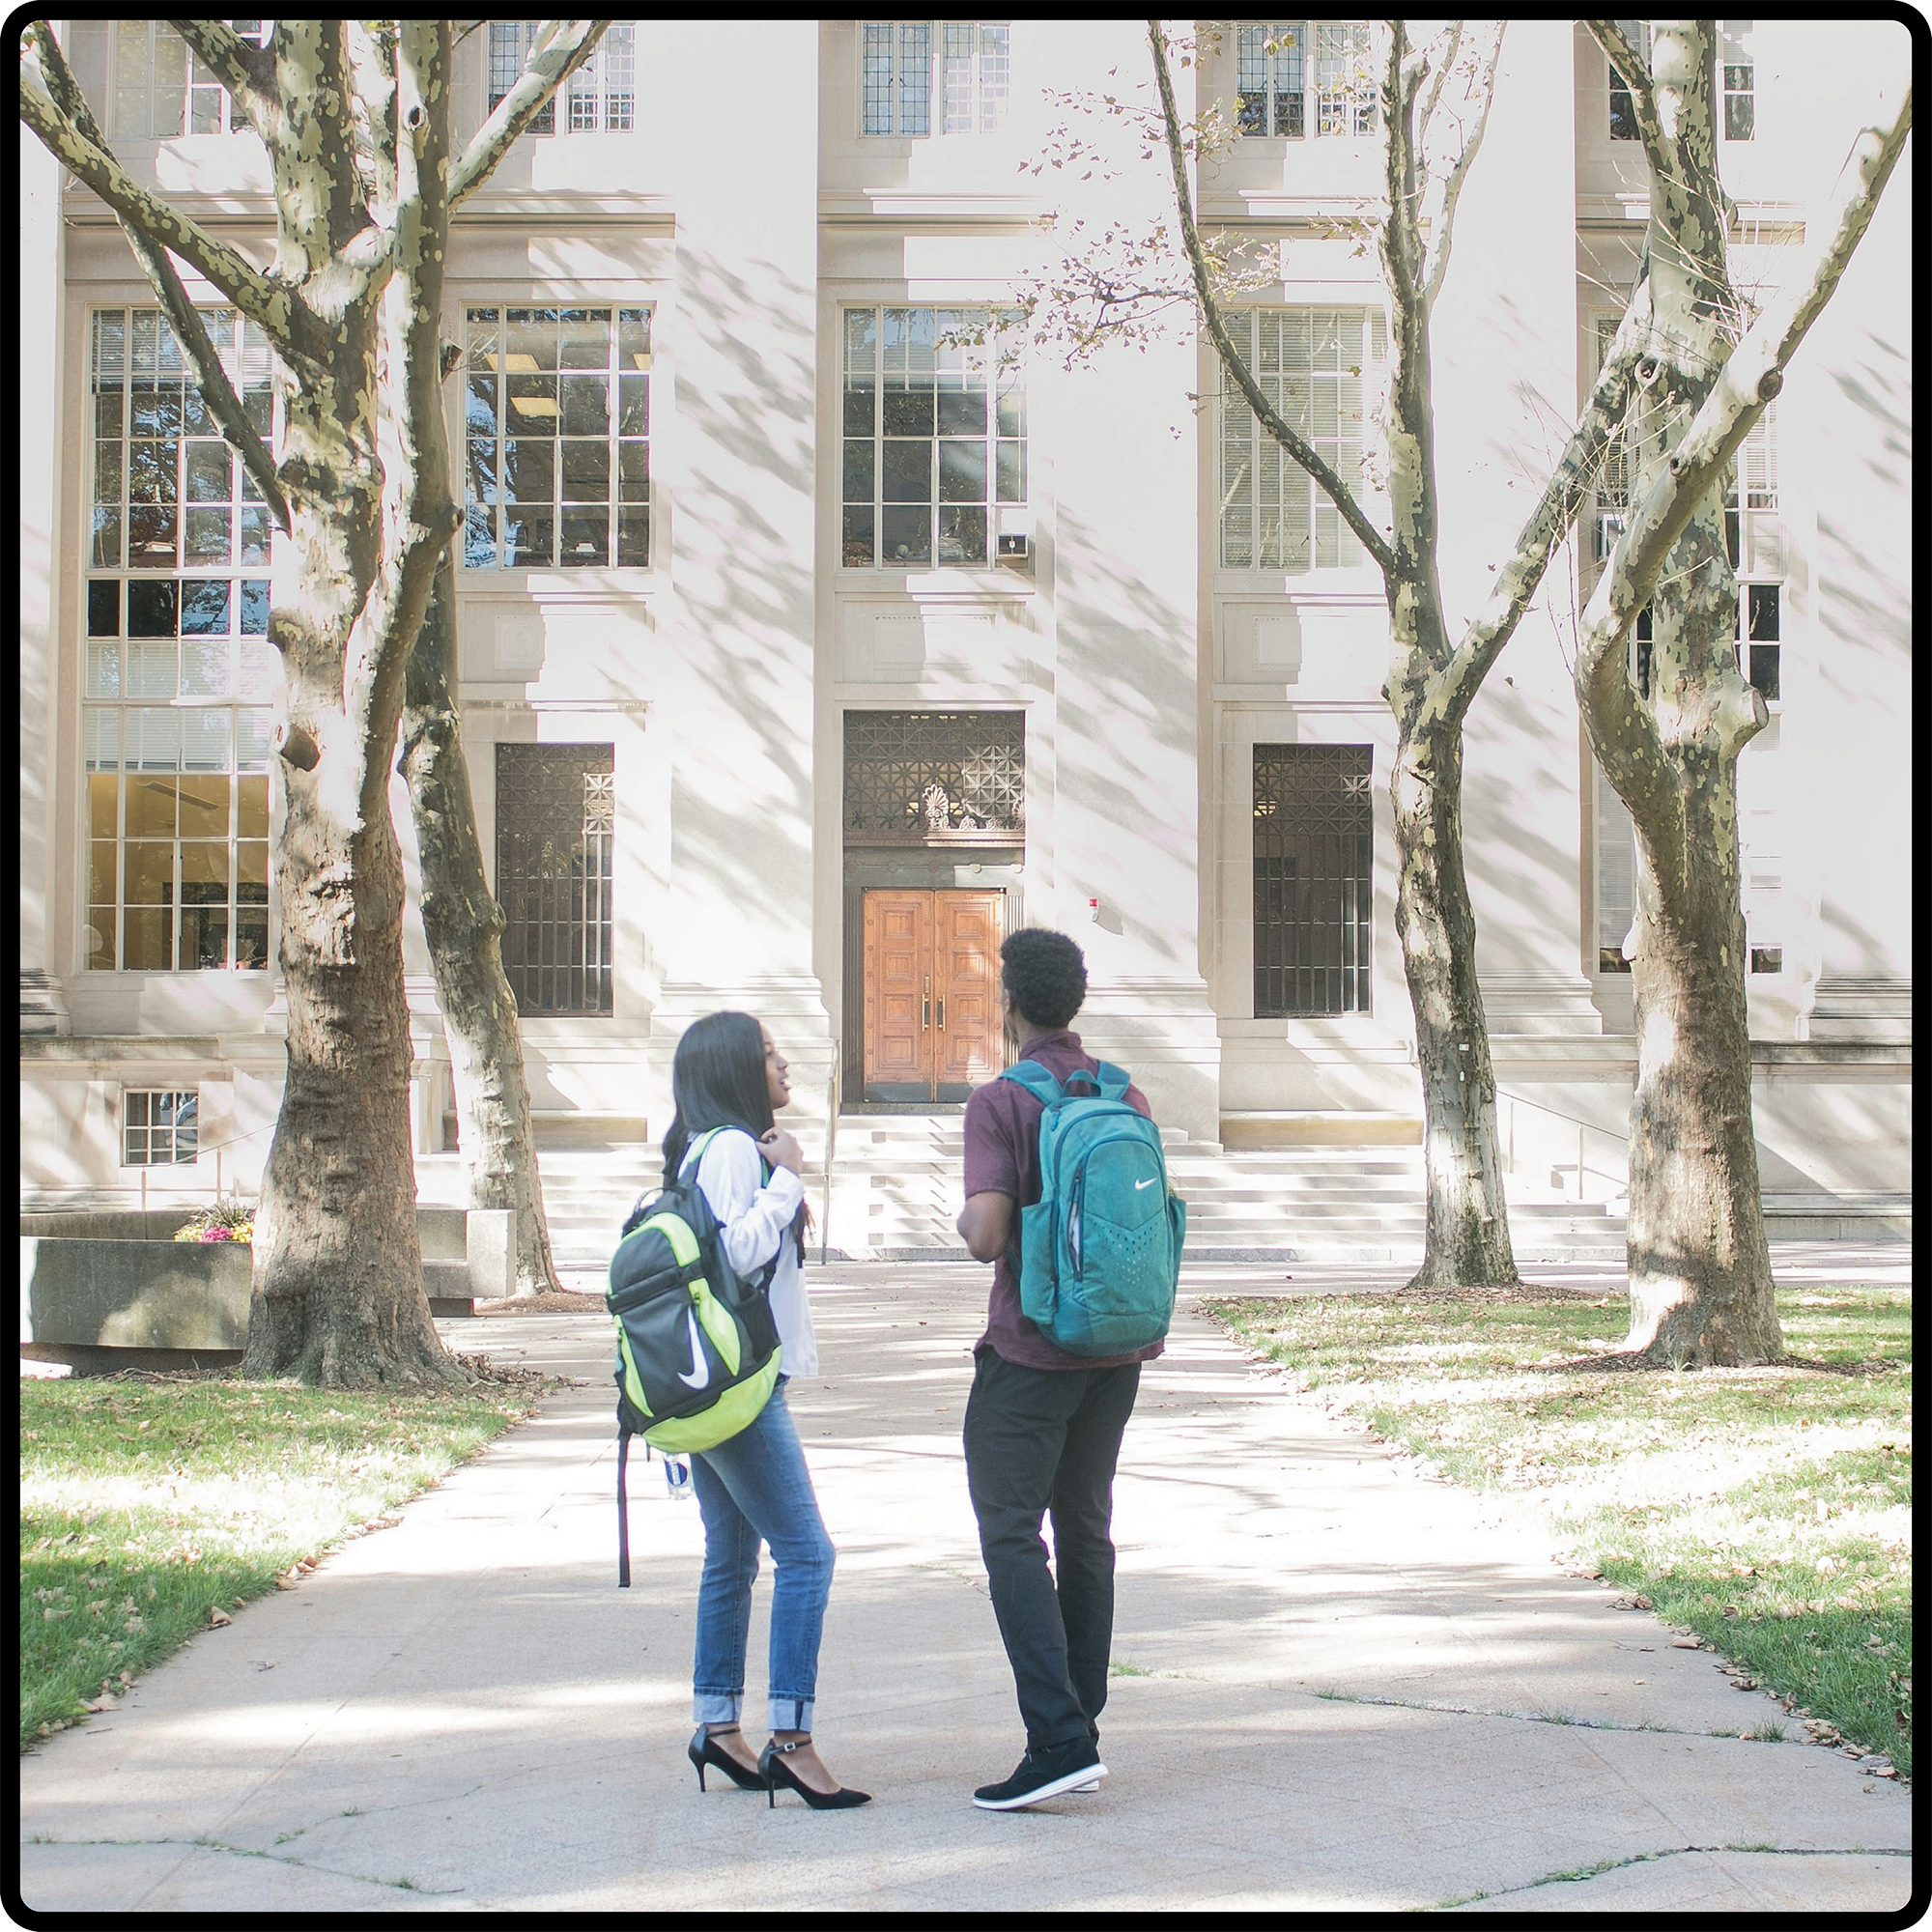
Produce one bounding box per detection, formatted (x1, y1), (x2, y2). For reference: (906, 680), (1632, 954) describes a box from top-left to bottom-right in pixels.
(664, 1454), (693, 1501)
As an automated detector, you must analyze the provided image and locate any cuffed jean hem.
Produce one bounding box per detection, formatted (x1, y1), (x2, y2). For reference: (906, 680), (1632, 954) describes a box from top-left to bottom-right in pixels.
(693, 1690), (744, 1726)
(768, 1694), (814, 1734)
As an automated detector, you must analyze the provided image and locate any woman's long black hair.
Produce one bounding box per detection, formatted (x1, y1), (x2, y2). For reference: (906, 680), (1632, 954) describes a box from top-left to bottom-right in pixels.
(660, 1010), (807, 1256)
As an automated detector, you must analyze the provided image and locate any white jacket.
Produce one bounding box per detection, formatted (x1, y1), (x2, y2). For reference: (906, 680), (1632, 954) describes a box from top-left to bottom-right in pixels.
(686, 1127), (817, 1380)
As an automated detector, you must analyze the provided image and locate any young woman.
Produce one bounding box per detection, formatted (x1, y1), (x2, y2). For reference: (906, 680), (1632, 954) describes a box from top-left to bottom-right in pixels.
(664, 1010), (869, 1811)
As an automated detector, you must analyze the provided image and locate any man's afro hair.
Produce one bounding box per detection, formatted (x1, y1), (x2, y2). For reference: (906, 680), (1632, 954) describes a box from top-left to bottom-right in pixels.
(1000, 926), (1088, 1031)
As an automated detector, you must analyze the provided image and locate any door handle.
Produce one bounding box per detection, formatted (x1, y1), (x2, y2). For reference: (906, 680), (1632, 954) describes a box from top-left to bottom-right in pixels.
(923, 975), (931, 1030)
(937, 995), (946, 1031)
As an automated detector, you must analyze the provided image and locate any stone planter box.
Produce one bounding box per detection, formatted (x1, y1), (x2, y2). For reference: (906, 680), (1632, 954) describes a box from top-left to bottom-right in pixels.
(19, 1207), (515, 1372)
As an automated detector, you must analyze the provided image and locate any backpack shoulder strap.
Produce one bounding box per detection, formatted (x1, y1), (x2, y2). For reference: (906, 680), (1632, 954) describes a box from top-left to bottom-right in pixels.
(999, 1060), (1065, 1106)
(1090, 1060), (1133, 1103)
(677, 1124), (729, 1179)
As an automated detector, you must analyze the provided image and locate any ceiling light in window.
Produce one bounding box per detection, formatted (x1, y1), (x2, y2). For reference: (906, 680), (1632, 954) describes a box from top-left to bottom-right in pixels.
(512, 397), (560, 418)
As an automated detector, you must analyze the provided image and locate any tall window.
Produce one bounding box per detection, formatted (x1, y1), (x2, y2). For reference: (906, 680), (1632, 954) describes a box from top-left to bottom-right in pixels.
(1720, 20), (1754, 141)
(1596, 762), (1783, 977)
(1608, 22), (1752, 143)
(1591, 317), (1630, 561)
(488, 23), (636, 134)
(1594, 761), (1635, 974)
(1237, 22), (1377, 137)
(114, 21), (266, 137)
(497, 746), (614, 1017)
(86, 308), (275, 973)
(464, 307), (651, 570)
(1221, 308), (1385, 571)
(862, 22), (1009, 136)
(1606, 20), (1651, 141)
(841, 308), (1028, 569)
(1726, 398), (1781, 701)
(1254, 745), (1373, 1016)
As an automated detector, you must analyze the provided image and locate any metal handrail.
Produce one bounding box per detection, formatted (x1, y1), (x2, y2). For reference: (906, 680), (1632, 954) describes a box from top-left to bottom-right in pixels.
(1499, 1092), (1630, 1203)
(819, 1041), (840, 1264)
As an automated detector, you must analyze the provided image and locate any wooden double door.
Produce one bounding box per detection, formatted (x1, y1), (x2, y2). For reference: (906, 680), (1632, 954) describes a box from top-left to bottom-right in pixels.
(862, 890), (1005, 1102)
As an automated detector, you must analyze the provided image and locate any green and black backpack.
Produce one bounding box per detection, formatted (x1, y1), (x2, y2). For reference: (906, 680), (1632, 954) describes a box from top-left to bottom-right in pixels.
(607, 1127), (782, 1583)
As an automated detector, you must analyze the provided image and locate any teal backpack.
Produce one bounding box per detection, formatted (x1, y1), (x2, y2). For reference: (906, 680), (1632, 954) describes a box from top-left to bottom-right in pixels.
(1000, 1059), (1185, 1357)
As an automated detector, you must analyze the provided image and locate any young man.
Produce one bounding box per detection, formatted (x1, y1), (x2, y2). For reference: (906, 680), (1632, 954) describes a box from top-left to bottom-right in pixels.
(955, 926), (1163, 1810)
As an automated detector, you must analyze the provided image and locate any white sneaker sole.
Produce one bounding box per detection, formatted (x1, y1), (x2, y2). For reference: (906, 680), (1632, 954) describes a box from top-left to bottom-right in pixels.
(973, 1762), (1108, 1810)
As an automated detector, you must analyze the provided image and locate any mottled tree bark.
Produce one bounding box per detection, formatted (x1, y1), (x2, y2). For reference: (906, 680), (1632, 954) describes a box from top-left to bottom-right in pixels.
(1577, 21), (1909, 1362)
(1391, 719), (1516, 1286)
(399, 554), (562, 1297)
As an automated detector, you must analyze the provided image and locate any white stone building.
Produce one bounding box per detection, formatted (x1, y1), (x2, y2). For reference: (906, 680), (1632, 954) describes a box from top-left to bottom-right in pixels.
(18, 20), (1912, 1251)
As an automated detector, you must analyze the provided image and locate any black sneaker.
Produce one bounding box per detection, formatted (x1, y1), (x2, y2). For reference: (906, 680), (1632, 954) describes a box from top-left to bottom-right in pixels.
(972, 1738), (1106, 1810)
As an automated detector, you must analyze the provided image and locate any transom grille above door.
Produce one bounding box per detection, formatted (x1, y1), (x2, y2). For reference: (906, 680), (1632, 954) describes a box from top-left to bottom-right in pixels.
(497, 743), (614, 1017)
(843, 709), (1024, 846)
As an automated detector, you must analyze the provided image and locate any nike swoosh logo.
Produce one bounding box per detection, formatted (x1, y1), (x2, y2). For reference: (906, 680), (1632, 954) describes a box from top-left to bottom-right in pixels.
(1134, 1178), (1157, 1190)
(677, 1307), (711, 1389)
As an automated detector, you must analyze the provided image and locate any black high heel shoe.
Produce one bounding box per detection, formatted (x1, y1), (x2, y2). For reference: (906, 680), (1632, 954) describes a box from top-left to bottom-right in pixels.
(688, 1724), (767, 1793)
(758, 1737), (872, 1810)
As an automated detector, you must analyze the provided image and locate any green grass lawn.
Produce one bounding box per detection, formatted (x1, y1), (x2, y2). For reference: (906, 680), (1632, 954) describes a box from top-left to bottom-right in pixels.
(1202, 1284), (1912, 1777)
(20, 1371), (544, 1749)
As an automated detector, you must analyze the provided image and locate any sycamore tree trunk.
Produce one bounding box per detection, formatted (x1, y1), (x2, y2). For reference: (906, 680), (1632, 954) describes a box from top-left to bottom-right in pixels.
(1583, 20), (1775, 1365)
(1624, 805), (1778, 1359)
(1152, 22), (1527, 1287)
(399, 553), (562, 1297)
(1391, 718), (1517, 1286)
(1577, 23), (1909, 1362)
(242, 25), (455, 1383)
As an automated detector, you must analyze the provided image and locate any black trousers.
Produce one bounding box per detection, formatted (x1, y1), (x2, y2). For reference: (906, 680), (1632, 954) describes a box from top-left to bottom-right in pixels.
(962, 1348), (1142, 1752)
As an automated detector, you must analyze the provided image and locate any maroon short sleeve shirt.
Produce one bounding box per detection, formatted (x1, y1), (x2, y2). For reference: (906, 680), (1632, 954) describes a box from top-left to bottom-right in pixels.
(961, 1027), (1166, 1371)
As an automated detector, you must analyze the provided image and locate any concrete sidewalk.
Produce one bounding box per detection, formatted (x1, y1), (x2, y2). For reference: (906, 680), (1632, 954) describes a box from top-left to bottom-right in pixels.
(16, 1257), (1913, 1913)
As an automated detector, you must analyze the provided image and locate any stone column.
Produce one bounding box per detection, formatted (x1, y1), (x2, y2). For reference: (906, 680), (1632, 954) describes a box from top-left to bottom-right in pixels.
(1439, 20), (1605, 1041)
(643, 20), (831, 1145)
(1037, 21), (1219, 1143)
(20, 128), (70, 1037)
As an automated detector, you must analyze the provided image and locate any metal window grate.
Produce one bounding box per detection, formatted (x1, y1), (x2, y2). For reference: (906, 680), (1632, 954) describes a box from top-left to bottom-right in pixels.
(125, 1088), (198, 1166)
(843, 710), (1024, 845)
(1253, 744), (1372, 1015)
(497, 746), (614, 1016)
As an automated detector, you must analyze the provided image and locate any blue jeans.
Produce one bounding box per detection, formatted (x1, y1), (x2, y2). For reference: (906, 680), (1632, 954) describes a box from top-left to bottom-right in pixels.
(689, 1381), (836, 1734)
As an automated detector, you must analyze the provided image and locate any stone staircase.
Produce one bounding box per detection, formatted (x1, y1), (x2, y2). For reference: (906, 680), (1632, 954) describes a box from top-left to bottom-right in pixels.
(415, 1108), (1630, 1268)
(818, 1112), (1627, 1262)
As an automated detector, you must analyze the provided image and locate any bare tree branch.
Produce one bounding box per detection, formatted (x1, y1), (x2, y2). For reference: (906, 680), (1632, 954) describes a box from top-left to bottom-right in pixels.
(1438, 295), (1651, 711)
(1578, 83), (1913, 771)
(19, 22), (289, 530)
(1379, 22), (1427, 318)
(345, 20), (464, 827)
(447, 20), (611, 209)
(1415, 20), (1463, 150)
(1148, 18), (1396, 577)
(1422, 23), (1503, 313)
(17, 34), (319, 365)
(166, 20), (270, 131)
(1585, 18), (1670, 182)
